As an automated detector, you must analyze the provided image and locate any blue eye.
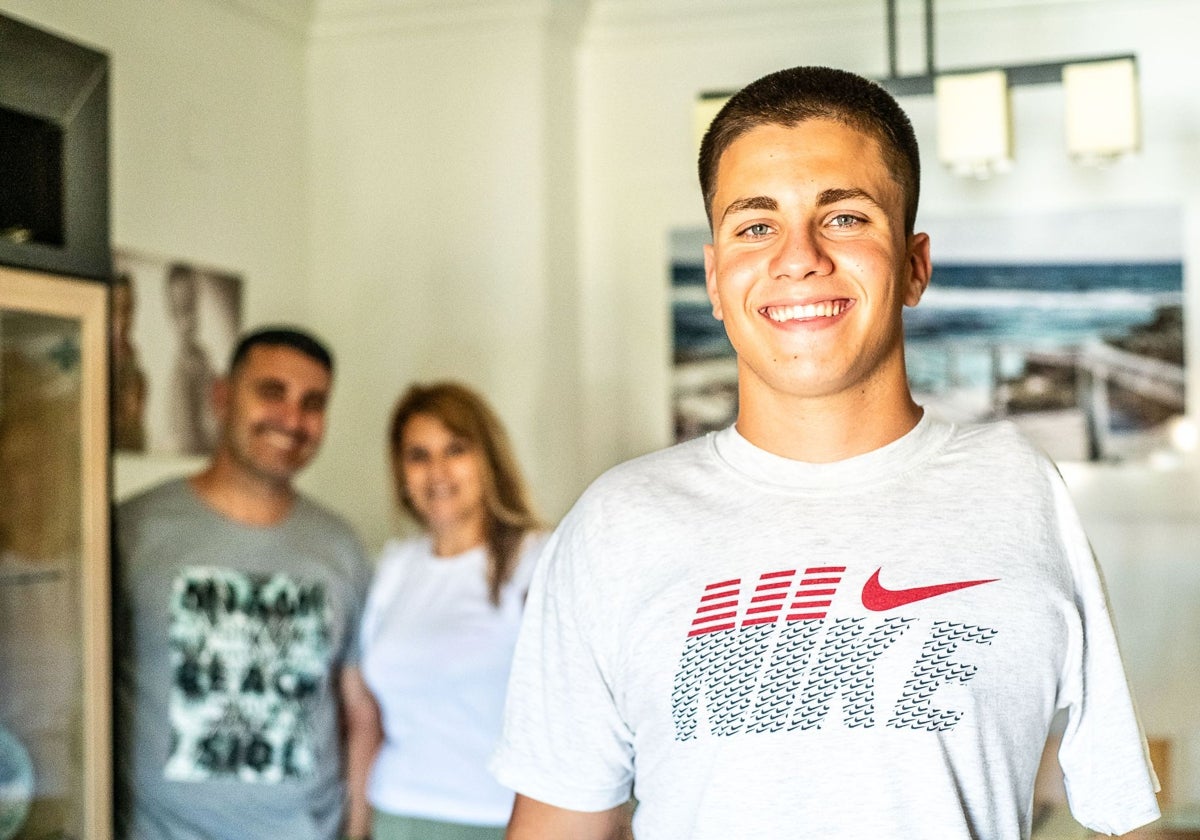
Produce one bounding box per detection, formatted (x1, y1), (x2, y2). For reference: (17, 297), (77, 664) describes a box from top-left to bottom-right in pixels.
(743, 223), (772, 237)
(829, 214), (862, 228)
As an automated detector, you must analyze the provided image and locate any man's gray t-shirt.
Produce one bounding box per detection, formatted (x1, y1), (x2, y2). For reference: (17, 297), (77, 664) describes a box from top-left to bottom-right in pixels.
(115, 478), (370, 840)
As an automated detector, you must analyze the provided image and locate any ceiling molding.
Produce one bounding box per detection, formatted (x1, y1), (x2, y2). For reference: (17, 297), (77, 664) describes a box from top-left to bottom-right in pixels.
(206, 0), (316, 37)
(583, 0), (1109, 44)
(310, 0), (576, 39)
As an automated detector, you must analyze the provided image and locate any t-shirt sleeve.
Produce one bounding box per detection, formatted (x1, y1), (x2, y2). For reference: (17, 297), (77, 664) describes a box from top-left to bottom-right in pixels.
(1050, 474), (1161, 835)
(511, 530), (550, 595)
(359, 541), (399, 662)
(338, 527), (373, 668)
(490, 507), (635, 812)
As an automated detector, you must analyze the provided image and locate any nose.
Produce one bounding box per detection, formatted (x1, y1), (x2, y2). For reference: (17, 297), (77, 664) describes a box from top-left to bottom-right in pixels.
(276, 399), (304, 432)
(770, 223), (832, 281)
(428, 452), (451, 479)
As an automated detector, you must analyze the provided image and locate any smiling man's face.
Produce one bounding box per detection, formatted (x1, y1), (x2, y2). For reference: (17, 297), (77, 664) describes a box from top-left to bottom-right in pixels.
(216, 344), (332, 488)
(704, 118), (930, 420)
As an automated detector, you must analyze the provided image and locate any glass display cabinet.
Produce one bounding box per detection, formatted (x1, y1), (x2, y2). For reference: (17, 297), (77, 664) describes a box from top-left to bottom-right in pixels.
(0, 264), (109, 840)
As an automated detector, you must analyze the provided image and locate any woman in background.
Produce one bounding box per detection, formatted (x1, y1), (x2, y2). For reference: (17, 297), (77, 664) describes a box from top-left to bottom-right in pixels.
(359, 381), (546, 840)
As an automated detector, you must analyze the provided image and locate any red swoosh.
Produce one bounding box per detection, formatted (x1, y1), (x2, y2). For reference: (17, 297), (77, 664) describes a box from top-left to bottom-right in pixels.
(861, 568), (998, 611)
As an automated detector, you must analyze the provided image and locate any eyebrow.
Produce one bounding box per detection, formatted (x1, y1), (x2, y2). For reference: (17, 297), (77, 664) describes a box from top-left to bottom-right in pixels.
(719, 196), (778, 225)
(719, 187), (884, 227)
(816, 187), (883, 208)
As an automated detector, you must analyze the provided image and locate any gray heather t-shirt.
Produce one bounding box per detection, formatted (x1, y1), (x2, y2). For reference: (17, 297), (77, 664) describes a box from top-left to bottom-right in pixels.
(115, 479), (370, 840)
(493, 415), (1160, 839)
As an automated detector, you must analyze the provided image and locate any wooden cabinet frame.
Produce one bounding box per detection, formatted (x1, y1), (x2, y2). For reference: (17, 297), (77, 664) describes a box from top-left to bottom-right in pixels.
(0, 264), (110, 840)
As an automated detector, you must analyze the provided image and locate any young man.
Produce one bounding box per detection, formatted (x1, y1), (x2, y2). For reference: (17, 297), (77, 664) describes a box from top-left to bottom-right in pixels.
(115, 327), (378, 840)
(492, 67), (1160, 839)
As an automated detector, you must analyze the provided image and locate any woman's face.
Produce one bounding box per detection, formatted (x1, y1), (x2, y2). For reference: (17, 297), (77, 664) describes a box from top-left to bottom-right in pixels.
(396, 411), (489, 540)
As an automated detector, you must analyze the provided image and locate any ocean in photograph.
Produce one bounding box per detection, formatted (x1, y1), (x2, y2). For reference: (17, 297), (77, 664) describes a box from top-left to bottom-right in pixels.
(672, 264), (737, 441)
(908, 262), (1184, 461)
(672, 264), (728, 362)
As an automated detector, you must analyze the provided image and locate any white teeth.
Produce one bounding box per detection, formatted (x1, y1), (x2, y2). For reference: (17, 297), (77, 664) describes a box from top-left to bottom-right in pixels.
(766, 301), (845, 322)
(264, 430), (298, 450)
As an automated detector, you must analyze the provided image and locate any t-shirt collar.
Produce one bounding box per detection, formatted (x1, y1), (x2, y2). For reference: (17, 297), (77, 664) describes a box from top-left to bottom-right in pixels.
(710, 410), (952, 492)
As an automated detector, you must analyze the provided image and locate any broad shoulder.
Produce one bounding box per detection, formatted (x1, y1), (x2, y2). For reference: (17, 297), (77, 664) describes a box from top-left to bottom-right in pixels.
(947, 418), (1057, 471)
(549, 435), (718, 548)
(580, 434), (716, 505)
(117, 476), (193, 519)
(292, 492), (359, 538)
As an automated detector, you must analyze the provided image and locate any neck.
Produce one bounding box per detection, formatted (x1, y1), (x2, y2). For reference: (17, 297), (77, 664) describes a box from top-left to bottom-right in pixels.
(736, 378), (923, 463)
(190, 453), (295, 526)
(430, 517), (487, 558)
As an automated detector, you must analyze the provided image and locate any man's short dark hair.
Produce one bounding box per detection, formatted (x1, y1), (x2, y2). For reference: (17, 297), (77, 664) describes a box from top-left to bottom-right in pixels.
(698, 66), (921, 235)
(229, 326), (334, 375)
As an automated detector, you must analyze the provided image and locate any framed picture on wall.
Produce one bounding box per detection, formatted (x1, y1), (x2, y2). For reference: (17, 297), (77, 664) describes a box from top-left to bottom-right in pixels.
(112, 248), (242, 456)
(0, 264), (110, 840)
(669, 227), (737, 444)
(912, 207), (1185, 463)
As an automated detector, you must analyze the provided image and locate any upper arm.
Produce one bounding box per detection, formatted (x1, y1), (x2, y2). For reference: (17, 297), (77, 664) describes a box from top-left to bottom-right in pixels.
(338, 665), (381, 735)
(505, 795), (629, 840)
(490, 518), (635, 810)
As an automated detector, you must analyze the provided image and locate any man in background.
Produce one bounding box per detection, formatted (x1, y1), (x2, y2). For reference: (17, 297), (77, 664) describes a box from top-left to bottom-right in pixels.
(492, 66), (1160, 839)
(115, 326), (377, 840)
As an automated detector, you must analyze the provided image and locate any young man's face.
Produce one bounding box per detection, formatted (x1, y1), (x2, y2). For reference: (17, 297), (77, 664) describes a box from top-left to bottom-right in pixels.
(704, 118), (930, 412)
(215, 344), (332, 487)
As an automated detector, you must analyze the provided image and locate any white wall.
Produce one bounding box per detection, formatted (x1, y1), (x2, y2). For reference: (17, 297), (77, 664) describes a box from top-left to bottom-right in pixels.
(1061, 462), (1200, 803)
(304, 0), (590, 549)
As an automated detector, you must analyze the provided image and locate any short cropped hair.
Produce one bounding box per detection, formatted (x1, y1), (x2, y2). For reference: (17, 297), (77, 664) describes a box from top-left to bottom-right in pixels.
(698, 66), (921, 234)
(228, 326), (334, 375)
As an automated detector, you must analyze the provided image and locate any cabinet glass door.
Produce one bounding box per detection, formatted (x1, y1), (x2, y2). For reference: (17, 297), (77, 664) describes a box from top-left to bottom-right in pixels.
(0, 265), (109, 840)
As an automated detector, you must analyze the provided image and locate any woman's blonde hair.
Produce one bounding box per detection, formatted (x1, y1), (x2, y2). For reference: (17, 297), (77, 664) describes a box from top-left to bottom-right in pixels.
(389, 381), (540, 605)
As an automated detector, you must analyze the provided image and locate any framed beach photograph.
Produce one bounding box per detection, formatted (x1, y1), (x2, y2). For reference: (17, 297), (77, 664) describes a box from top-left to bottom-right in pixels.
(670, 227), (738, 444)
(669, 206), (1186, 463)
(112, 248), (242, 456)
(0, 264), (110, 840)
(913, 207), (1184, 463)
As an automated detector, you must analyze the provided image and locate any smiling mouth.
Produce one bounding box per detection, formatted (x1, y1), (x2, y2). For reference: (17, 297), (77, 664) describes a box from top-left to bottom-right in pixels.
(258, 426), (306, 451)
(763, 299), (852, 322)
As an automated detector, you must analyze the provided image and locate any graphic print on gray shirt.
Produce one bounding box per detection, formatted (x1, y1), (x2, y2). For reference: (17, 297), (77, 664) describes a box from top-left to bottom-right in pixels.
(165, 567), (332, 783)
(115, 478), (371, 840)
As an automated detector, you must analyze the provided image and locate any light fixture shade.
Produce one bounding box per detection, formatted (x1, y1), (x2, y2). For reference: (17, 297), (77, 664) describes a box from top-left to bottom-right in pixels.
(1064, 58), (1140, 163)
(935, 70), (1013, 178)
(694, 93), (729, 153)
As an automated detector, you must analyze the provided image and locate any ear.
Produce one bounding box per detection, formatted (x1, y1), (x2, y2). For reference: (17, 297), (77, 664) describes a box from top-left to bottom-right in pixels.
(902, 232), (932, 307)
(704, 243), (724, 321)
(390, 451), (406, 490)
(211, 376), (231, 422)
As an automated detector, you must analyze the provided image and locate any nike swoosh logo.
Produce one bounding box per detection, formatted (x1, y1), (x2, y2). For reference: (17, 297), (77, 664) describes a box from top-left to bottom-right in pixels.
(861, 568), (998, 611)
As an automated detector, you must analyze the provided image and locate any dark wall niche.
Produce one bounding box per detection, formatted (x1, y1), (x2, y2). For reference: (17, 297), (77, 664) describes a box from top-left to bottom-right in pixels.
(0, 13), (110, 280)
(0, 107), (65, 246)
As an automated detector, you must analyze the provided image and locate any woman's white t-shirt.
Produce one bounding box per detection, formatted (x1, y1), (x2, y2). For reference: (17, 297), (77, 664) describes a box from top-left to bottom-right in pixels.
(360, 532), (546, 825)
